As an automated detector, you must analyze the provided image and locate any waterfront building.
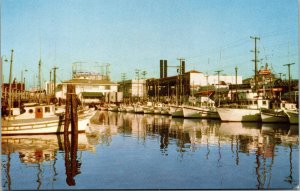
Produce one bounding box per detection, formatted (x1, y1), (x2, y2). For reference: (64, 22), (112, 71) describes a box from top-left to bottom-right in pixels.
(146, 70), (242, 103)
(56, 71), (120, 105)
(118, 79), (147, 101)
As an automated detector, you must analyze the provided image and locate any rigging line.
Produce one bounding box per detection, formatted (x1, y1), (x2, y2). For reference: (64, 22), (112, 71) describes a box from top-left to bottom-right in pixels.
(185, 37), (249, 60)
(260, 29), (294, 39)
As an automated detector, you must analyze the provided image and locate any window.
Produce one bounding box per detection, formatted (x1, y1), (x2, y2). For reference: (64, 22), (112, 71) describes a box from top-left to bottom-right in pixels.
(105, 85), (110, 90)
(29, 109), (33, 114)
(254, 101), (257, 104)
(45, 107), (50, 113)
(262, 101), (266, 105)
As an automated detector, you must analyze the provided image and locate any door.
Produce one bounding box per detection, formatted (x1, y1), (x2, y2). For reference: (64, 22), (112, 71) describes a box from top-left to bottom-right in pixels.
(35, 107), (43, 118)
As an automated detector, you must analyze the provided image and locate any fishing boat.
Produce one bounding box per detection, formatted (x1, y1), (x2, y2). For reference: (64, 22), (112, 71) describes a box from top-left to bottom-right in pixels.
(107, 104), (119, 112)
(143, 102), (155, 114)
(260, 101), (297, 123)
(2, 103), (96, 135)
(169, 105), (184, 117)
(284, 109), (299, 124)
(182, 97), (219, 119)
(260, 108), (288, 123)
(217, 94), (271, 122)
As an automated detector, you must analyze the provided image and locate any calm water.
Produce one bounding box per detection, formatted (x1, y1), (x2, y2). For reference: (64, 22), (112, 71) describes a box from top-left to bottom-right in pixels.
(2, 111), (299, 190)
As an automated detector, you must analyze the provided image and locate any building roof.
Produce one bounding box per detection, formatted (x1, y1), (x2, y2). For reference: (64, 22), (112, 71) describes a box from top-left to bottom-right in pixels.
(186, 70), (202, 74)
(62, 78), (118, 85)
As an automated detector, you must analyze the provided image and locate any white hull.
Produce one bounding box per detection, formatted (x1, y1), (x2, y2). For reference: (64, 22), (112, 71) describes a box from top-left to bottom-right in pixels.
(261, 110), (288, 123)
(125, 107), (135, 113)
(183, 107), (201, 118)
(134, 107), (144, 114)
(169, 106), (183, 117)
(285, 110), (299, 124)
(217, 107), (261, 122)
(143, 107), (154, 114)
(2, 110), (97, 135)
(183, 106), (220, 119)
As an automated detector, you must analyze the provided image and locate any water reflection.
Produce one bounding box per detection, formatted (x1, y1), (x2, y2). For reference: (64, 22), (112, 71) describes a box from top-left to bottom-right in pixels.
(2, 134), (95, 190)
(88, 111), (298, 189)
(2, 111), (299, 189)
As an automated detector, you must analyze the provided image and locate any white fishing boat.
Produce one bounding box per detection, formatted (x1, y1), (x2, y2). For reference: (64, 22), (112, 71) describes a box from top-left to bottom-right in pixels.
(285, 109), (299, 124)
(2, 103), (97, 135)
(160, 107), (170, 115)
(118, 105), (127, 112)
(169, 105), (183, 117)
(260, 108), (288, 123)
(125, 105), (135, 113)
(217, 107), (261, 122)
(143, 102), (155, 114)
(182, 97), (220, 119)
(217, 94), (272, 122)
(182, 106), (201, 118)
(260, 101), (297, 123)
(107, 104), (119, 112)
(134, 105), (144, 114)
(153, 106), (162, 114)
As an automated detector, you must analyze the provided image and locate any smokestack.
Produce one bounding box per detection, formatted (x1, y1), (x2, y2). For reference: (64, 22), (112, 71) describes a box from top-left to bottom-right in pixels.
(160, 60), (164, 78)
(163, 60), (167, 78)
(180, 60), (185, 74)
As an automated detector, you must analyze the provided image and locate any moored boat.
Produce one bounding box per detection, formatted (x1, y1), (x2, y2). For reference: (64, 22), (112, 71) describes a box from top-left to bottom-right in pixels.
(169, 105), (184, 117)
(217, 107), (261, 122)
(260, 101), (297, 123)
(217, 91), (271, 122)
(260, 108), (288, 123)
(2, 103), (96, 135)
(285, 109), (299, 124)
(108, 104), (119, 112)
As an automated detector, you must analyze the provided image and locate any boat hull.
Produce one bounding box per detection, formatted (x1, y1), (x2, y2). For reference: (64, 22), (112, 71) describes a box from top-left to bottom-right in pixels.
(169, 106), (183, 117)
(285, 110), (299, 124)
(261, 109), (288, 123)
(2, 110), (97, 135)
(183, 106), (220, 119)
(217, 108), (261, 122)
(183, 107), (201, 118)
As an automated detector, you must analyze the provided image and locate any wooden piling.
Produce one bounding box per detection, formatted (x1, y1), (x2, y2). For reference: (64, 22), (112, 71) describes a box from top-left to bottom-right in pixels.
(63, 84), (80, 186)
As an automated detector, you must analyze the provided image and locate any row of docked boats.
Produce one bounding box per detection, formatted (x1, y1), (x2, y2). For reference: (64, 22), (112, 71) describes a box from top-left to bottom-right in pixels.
(96, 96), (298, 124)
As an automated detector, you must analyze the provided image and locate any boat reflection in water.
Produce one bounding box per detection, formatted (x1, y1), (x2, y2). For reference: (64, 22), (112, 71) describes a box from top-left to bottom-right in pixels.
(2, 111), (299, 190)
(2, 134), (95, 190)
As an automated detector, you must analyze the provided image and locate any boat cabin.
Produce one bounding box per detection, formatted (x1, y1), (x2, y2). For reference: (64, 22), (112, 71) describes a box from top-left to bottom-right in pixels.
(13, 103), (56, 120)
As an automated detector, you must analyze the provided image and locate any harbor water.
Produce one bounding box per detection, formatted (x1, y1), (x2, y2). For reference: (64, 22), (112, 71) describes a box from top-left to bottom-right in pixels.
(2, 111), (299, 190)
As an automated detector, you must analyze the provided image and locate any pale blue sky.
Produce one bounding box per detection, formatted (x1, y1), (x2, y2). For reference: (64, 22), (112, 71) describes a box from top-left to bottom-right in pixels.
(1, 0), (298, 88)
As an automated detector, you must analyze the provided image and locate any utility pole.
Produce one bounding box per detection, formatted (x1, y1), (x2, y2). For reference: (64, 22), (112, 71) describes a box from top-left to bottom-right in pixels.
(250, 36), (260, 92)
(135, 69), (140, 100)
(52, 66), (59, 97)
(105, 63), (111, 80)
(278, 72), (282, 80)
(50, 69), (52, 95)
(177, 58), (185, 104)
(215, 70), (223, 106)
(141, 71), (147, 100)
(8, 49), (14, 118)
(121, 73), (127, 97)
(283, 63), (295, 102)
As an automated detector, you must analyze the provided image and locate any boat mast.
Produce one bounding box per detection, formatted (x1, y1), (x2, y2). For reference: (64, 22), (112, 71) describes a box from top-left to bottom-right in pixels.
(283, 63), (295, 102)
(250, 36), (260, 92)
(8, 49), (13, 119)
(235, 66), (238, 102)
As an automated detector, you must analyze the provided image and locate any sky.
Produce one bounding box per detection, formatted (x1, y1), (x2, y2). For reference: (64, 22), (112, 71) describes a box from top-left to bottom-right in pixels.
(1, 0), (299, 89)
